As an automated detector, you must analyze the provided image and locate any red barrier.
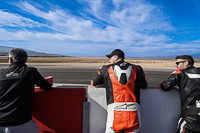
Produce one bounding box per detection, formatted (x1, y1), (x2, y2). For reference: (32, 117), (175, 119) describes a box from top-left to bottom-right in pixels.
(32, 87), (86, 133)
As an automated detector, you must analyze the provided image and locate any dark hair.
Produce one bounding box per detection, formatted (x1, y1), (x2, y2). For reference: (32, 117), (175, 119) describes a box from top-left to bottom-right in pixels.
(9, 48), (28, 63)
(175, 55), (194, 66)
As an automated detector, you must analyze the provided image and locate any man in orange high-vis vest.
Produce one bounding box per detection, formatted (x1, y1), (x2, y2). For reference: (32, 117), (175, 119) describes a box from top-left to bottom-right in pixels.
(91, 49), (148, 133)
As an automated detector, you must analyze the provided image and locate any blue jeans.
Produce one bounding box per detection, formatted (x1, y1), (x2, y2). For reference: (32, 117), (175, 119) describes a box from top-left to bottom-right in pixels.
(0, 120), (39, 133)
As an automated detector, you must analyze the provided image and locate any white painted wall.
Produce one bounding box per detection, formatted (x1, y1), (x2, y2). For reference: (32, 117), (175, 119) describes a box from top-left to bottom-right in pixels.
(87, 86), (181, 133)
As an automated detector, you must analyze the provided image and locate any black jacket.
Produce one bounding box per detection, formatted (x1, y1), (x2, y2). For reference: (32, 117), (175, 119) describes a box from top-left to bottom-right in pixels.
(160, 66), (200, 116)
(0, 62), (52, 126)
(92, 61), (148, 105)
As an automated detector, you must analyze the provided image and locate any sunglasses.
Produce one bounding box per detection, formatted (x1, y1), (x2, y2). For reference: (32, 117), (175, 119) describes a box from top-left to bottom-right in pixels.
(175, 61), (186, 65)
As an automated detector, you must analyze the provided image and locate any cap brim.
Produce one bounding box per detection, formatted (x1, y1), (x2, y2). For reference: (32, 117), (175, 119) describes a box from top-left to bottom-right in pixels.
(106, 54), (112, 58)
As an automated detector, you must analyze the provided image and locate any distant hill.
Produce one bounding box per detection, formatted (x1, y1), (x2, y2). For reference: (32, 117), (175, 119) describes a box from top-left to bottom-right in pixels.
(0, 45), (62, 56)
(144, 56), (175, 60)
(134, 54), (200, 60)
(1, 45), (199, 59)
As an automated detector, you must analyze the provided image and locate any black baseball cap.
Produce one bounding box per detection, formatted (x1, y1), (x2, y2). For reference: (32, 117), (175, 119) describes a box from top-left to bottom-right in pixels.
(106, 49), (124, 59)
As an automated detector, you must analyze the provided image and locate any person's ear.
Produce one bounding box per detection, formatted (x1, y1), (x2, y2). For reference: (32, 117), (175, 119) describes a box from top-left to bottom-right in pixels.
(115, 55), (119, 61)
(185, 61), (189, 66)
(9, 57), (13, 63)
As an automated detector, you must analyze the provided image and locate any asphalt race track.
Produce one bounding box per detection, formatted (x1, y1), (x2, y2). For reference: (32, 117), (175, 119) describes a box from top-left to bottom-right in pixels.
(35, 66), (174, 88)
(0, 65), (175, 87)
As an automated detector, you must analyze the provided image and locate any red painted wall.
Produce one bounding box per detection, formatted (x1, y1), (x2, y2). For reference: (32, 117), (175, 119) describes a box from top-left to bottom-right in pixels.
(32, 87), (86, 133)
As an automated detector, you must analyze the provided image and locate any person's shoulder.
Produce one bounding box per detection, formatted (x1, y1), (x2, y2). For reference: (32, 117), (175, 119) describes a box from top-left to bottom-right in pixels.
(187, 67), (200, 73)
(99, 64), (112, 70)
(26, 66), (38, 72)
(130, 63), (143, 70)
(195, 67), (200, 73)
(196, 67), (200, 71)
(0, 68), (6, 71)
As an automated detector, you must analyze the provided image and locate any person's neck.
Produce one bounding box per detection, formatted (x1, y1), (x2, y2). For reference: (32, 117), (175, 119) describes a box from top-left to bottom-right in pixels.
(115, 59), (124, 63)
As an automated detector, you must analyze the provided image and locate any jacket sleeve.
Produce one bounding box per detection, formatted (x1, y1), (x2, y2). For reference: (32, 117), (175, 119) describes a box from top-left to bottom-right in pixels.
(34, 68), (52, 91)
(159, 69), (181, 91)
(136, 65), (148, 89)
(91, 66), (104, 86)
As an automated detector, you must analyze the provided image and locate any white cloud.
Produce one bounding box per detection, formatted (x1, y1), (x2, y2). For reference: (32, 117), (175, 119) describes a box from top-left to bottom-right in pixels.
(77, 0), (174, 46)
(15, 0), (172, 41)
(15, 1), (97, 35)
(0, 0), (188, 57)
(0, 10), (47, 28)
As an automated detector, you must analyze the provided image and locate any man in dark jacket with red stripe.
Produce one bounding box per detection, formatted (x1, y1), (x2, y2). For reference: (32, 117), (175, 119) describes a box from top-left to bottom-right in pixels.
(0, 48), (52, 133)
(159, 55), (200, 133)
(91, 49), (148, 133)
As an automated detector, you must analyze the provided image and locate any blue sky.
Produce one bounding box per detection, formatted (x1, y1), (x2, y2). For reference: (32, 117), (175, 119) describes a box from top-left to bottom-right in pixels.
(0, 0), (200, 57)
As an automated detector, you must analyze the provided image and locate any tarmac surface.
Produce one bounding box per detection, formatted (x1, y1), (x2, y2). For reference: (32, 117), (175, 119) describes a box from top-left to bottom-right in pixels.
(35, 66), (174, 88)
(0, 65), (175, 87)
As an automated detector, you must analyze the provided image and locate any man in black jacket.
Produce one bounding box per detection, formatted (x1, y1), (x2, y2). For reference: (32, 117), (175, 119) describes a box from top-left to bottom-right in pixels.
(0, 48), (52, 133)
(159, 55), (200, 133)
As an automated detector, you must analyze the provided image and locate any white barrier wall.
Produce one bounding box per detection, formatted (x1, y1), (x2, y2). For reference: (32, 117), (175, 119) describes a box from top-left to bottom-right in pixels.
(87, 86), (181, 133)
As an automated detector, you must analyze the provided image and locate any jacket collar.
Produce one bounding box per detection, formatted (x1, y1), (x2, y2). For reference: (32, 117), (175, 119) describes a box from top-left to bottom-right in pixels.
(114, 60), (125, 65)
(185, 66), (195, 70)
(9, 62), (27, 67)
